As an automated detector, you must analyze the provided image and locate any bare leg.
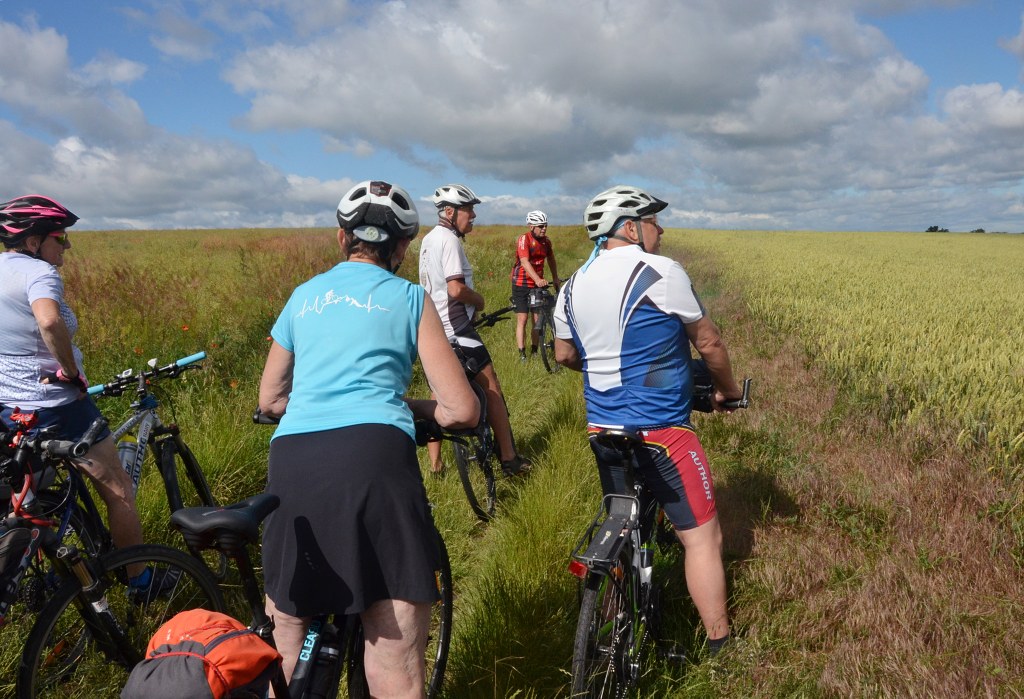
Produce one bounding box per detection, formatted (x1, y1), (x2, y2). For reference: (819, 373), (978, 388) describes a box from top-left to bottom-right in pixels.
(530, 310), (540, 350)
(264, 596), (310, 691)
(515, 312), (528, 351)
(676, 515), (730, 640)
(361, 598), (431, 699)
(473, 364), (516, 462)
(72, 435), (144, 574)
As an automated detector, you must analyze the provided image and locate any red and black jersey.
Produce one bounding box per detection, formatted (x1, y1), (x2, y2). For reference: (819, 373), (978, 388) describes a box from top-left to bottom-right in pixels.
(510, 231), (554, 288)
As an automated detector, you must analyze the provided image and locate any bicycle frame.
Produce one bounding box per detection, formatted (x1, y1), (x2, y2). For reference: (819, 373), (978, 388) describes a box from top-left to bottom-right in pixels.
(1, 418), (111, 624)
(88, 352), (209, 499)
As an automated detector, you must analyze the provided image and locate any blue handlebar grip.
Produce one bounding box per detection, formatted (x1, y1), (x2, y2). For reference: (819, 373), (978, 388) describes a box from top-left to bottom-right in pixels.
(176, 351), (207, 366)
(87, 384), (104, 396)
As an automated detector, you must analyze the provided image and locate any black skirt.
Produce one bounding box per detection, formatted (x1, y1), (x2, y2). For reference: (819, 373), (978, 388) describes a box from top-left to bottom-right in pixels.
(262, 424), (440, 617)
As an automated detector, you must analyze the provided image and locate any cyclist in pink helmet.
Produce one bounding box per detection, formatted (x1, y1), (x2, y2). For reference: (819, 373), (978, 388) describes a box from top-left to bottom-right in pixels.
(0, 195), (148, 581)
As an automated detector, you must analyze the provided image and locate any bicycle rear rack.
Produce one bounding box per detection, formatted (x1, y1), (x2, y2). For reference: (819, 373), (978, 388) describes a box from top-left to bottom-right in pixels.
(571, 494), (639, 573)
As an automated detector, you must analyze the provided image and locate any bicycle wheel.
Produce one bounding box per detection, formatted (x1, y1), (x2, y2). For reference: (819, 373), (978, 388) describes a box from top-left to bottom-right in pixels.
(453, 438), (496, 522)
(538, 309), (561, 374)
(156, 436), (217, 513)
(347, 530), (453, 699)
(571, 555), (633, 698)
(157, 438), (228, 579)
(17, 544), (224, 699)
(426, 533), (453, 697)
(0, 486), (110, 696)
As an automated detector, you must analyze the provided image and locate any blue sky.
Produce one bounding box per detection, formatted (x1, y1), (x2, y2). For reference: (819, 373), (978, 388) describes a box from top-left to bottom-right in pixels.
(1, 0), (1022, 231)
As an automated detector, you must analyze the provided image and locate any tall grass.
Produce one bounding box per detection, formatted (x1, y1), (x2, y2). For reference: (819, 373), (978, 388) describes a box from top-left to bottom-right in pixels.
(3, 225), (1021, 697)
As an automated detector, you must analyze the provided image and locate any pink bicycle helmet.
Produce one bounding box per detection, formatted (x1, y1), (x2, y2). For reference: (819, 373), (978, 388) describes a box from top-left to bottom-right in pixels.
(0, 195), (79, 248)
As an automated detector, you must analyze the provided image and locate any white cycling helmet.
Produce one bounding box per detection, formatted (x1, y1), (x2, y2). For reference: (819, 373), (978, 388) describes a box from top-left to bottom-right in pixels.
(526, 210), (548, 226)
(336, 180), (419, 241)
(432, 183), (481, 210)
(582, 185), (668, 240)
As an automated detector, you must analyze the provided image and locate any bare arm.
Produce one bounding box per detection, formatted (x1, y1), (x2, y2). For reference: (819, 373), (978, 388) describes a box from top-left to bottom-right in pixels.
(258, 341), (294, 418)
(447, 278), (486, 313)
(685, 316), (742, 406)
(555, 337), (583, 371)
(411, 301), (479, 428)
(31, 298), (81, 378)
(519, 255), (548, 287)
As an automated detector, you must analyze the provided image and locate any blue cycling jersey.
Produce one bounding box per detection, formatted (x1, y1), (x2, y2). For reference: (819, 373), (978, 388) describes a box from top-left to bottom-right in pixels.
(554, 245), (705, 429)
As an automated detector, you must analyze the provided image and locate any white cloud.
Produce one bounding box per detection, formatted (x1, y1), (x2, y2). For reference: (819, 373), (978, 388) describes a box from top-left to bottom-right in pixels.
(999, 13), (1024, 63)
(4, 2), (1024, 232)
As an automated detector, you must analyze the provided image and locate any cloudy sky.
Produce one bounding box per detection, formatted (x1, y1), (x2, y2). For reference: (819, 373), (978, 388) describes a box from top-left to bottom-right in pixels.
(1, 0), (1023, 232)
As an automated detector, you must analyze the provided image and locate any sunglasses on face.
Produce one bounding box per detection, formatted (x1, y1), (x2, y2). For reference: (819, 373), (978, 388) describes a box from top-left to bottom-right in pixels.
(49, 232), (69, 246)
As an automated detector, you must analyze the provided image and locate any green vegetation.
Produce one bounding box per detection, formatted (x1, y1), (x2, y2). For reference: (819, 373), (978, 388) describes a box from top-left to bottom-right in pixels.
(2, 225), (1021, 697)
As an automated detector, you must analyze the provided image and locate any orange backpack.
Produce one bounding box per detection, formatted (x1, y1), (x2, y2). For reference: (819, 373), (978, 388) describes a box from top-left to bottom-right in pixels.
(121, 608), (282, 699)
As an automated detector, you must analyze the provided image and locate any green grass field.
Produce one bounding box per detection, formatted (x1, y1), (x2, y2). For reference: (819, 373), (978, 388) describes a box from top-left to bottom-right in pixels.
(2, 225), (1021, 697)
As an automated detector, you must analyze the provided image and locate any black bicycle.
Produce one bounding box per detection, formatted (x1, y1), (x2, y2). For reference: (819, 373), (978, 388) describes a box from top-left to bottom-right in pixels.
(87, 352), (217, 514)
(527, 286), (562, 373)
(0, 416), (223, 699)
(568, 373), (751, 698)
(444, 305), (514, 521)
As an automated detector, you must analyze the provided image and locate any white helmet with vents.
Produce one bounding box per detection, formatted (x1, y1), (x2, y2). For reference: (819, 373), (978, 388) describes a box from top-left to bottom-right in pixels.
(432, 183), (481, 210)
(336, 180), (419, 241)
(582, 185), (667, 240)
(526, 210), (547, 226)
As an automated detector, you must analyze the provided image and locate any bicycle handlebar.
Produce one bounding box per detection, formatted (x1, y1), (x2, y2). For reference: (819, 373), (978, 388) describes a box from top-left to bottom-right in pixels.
(472, 306), (514, 329)
(1, 417), (108, 462)
(88, 351), (207, 397)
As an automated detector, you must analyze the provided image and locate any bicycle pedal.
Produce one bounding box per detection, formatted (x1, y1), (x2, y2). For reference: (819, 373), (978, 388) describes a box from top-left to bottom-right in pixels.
(656, 641), (689, 666)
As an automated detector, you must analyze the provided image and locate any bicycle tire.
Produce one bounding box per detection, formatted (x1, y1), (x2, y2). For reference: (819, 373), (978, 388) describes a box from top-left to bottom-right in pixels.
(538, 309), (561, 374)
(17, 544), (224, 699)
(571, 555), (633, 698)
(157, 438), (228, 579)
(157, 436), (217, 513)
(453, 439), (496, 522)
(347, 530), (453, 699)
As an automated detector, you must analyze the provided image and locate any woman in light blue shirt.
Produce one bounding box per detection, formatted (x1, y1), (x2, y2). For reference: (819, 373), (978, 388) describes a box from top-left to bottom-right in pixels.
(258, 181), (478, 697)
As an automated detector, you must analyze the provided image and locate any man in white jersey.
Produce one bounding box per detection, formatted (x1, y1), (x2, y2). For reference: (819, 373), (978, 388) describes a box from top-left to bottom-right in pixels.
(419, 184), (530, 477)
(554, 185), (743, 657)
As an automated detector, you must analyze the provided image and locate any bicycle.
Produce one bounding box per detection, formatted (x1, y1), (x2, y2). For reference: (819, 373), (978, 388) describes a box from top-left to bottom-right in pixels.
(567, 375), (751, 698)
(87, 351), (216, 514)
(527, 286), (561, 374)
(0, 417), (224, 699)
(1, 409), (114, 692)
(87, 352), (225, 575)
(174, 424), (454, 697)
(443, 304), (514, 522)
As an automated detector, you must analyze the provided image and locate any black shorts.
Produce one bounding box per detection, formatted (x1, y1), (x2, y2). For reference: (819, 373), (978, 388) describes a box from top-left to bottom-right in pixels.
(450, 326), (493, 379)
(262, 424), (441, 617)
(511, 284), (534, 313)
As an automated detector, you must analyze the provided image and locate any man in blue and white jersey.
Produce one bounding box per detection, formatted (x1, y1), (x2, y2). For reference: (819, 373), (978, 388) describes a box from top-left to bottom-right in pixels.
(553, 185), (744, 657)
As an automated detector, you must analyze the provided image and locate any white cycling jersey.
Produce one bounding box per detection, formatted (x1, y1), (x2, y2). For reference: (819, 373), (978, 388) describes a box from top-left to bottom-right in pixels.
(419, 224), (477, 342)
(554, 245), (705, 428)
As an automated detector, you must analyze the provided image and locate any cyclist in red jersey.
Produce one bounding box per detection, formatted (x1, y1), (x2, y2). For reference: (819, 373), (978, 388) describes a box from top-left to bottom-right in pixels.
(510, 210), (560, 361)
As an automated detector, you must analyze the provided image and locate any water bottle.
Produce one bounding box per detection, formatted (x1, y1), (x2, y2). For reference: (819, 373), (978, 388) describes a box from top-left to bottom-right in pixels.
(117, 440), (141, 492)
(117, 440), (135, 473)
(305, 638), (342, 699)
